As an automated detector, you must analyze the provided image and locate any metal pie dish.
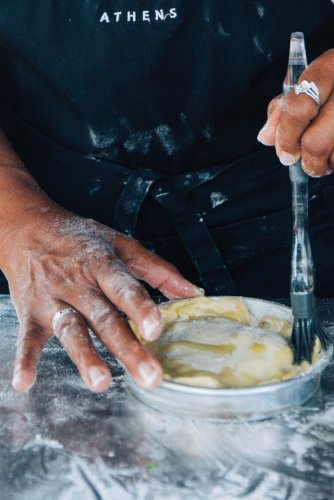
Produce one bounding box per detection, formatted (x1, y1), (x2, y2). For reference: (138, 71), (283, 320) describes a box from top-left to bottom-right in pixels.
(125, 297), (333, 421)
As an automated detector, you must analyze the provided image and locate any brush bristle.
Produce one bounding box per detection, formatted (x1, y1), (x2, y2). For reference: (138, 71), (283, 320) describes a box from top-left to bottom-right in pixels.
(290, 311), (332, 364)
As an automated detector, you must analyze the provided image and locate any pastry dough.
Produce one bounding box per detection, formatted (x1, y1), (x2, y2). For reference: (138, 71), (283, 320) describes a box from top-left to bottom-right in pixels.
(130, 297), (321, 388)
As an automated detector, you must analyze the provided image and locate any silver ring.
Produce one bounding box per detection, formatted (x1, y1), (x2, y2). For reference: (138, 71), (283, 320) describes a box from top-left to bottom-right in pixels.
(52, 307), (78, 331)
(294, 80), (321, 108)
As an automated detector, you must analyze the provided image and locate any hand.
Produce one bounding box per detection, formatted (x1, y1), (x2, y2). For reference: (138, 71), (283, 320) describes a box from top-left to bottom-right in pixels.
(2, 206), (203, 393)
(257, 49), (334, 177)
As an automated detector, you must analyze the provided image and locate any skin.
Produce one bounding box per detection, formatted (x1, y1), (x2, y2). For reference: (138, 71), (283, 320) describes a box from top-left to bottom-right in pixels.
(0, 131), (203, 393)
(257, 49), (334, 178)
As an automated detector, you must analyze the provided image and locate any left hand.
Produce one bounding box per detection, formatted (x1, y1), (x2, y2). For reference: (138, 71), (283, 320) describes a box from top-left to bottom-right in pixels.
(257, 49), (334, 177)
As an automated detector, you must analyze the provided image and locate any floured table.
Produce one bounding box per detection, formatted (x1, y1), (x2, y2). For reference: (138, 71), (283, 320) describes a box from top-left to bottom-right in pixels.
(0, 294), (334, 500)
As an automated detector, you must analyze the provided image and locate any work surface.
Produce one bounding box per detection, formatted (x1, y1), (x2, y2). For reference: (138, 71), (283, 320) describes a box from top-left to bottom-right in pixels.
(1, 295), (334, 500)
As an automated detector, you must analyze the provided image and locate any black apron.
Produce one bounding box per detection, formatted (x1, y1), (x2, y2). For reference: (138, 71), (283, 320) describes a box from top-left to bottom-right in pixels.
(0, 1), (334, 297)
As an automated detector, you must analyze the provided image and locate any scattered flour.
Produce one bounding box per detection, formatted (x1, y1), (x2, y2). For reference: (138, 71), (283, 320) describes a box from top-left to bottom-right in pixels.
(155, 124), (179, 156)
(24, 434), (64, 450)
(210, 192), (228, 208)
(255, 2), (266, 18)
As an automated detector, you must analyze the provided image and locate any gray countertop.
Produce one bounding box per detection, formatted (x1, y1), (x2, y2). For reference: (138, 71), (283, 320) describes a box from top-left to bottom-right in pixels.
(1, 294), (334, 500)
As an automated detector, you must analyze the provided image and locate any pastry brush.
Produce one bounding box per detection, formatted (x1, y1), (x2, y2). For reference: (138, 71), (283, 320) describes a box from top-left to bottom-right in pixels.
(284, 32), (331, 363)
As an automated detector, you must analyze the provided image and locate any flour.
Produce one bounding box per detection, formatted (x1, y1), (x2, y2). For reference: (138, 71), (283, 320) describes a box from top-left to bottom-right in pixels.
(253, 34), (265, 55)
(124, 130), (152, 155)
(203, 5), (211, 23)
(88, 127), (117, 150)
(2, 296), (334, 499)
(52, 216), (116, 262)
(287, 433), (315, 470)
(217, 23), (231, 38)
(89, 181), (101, 198)
(210, 192), (228, 208)
(255, 2), (266, 18)
(197, 171), (215, 183)
(201, 124), (215, 142)
(24, 434), (64, 450)
(155, 124), (179, 156)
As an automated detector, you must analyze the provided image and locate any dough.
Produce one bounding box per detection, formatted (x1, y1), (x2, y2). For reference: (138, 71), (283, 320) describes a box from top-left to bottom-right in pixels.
(130, 297), (321, 388)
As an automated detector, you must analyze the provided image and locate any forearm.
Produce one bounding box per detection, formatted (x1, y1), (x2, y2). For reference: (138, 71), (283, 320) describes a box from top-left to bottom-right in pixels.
(0, 129), (52, 211)
(0, 129), (58, 265)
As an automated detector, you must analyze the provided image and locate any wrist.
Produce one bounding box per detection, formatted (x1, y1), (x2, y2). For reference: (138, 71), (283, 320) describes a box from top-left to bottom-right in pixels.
(0, 200), (65, 271)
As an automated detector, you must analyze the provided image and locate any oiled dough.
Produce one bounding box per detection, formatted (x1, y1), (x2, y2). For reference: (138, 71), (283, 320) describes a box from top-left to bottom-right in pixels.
(150, 318), (298, 387)
(131, 297), (321, 388)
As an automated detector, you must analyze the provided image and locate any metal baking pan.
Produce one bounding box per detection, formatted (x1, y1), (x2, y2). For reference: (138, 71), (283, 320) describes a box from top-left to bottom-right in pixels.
(126, 297), (333, 421)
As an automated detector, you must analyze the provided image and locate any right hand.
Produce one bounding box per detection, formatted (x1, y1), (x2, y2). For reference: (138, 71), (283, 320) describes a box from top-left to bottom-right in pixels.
(1, 205), (203, 393)
(257, 50), (334, 177)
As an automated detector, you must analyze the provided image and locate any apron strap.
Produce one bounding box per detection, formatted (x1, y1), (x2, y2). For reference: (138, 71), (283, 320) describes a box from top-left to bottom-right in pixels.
(114, 167), (237, 294)
(113, 167), (160, 236)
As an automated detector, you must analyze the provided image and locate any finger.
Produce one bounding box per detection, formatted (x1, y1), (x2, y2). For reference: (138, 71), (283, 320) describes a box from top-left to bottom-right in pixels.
(257, 95), (283, 146)
(52, 304), (111, 392)
(300, 89), (334, 177)
(77, 293), (163, 389)
(12, 323), (50, 392)
(114, 233), (205, 299)
(96, 258), (164, 342)
(276, 50), (334, 165)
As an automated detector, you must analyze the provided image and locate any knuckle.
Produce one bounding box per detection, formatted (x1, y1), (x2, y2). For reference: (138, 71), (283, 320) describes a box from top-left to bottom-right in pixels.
(108, 270), (145, 303)
(54, 313), (84, 341)
(120, 252), (139, 271)
(283, 98), (316, 124)
(301, 134), (328, 160)
(136, 300), (159, 319)
(114, 278), (140, 302)
(282, 102), (301, 124)
(92, 308), (117, 328)
(114, 339), (141, 360)
(268, 95), (282, 115)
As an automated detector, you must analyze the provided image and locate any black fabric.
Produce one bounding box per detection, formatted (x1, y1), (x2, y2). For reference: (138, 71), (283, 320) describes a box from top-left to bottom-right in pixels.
(0, 1), (333, 172)
(3, 113), (334, 297)
(114, 166), (237, 293)
(0, 2), (334, 296)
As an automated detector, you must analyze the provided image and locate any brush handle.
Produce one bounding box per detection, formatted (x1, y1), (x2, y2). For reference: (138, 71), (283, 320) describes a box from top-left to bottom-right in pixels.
(284, 33), (315, 295)
(289, 162), (314, 294)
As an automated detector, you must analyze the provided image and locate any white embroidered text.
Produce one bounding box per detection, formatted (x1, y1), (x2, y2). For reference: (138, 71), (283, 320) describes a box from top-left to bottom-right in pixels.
(100, 9), (177, 24)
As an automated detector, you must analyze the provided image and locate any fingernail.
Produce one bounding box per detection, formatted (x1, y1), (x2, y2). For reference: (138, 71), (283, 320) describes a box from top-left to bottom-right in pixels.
(138, 362), (160, 388)
(195, 287), (205, 296)
(326, 169), (332, 176)
(301, 161), (320, 178)
(142, 316), (163, 342)
(88, 366), (108, 389)
(12, 370), (35, 393)
(12, 371), (23, 388)
(279, 152), (297, 166)
(257, 123), (269, 144)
